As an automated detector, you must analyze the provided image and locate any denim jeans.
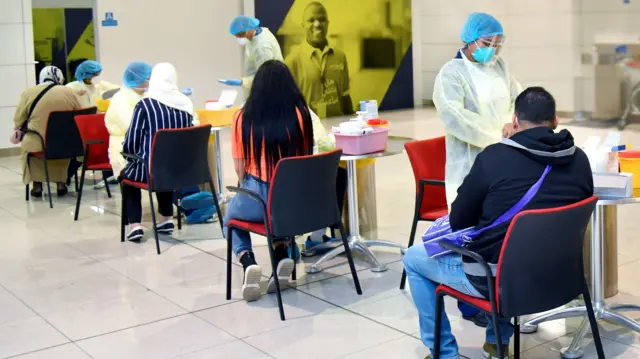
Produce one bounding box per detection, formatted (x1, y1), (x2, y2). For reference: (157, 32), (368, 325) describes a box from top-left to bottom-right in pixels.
(223, 175), (270, 256)
(403, 243), (513, 359)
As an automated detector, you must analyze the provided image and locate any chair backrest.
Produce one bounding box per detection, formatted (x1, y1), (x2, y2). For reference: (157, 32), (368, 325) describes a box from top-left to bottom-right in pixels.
(45, 107), (97, 159)
(149, 125), (212, 191)
(268, 150), (343, 238)
(404, 137), (447, 214)
(496, 196), (598, 317)
(74, 114), (109, 167)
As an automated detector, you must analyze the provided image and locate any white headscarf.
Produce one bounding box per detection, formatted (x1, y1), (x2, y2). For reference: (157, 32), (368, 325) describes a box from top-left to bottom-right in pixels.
(146, 63), (193, 115)
(39, 66), (65, 85)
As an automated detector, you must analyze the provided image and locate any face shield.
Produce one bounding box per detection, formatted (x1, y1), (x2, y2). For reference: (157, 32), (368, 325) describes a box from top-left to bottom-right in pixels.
(471, 35), (505, 64)
(476, 35), (505, 55)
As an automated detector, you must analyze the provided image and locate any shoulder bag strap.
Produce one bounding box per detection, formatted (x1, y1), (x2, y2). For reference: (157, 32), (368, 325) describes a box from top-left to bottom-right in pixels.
(20, 83), (57, 131)
(470, 164), (552, 237)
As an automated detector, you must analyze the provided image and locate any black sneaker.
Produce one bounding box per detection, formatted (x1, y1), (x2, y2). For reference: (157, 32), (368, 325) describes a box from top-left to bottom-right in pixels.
(239, 252), (261, 302)
(156, 220), (174, 234)
(267, 244), (295, 293)
(126, 227), (144, 242)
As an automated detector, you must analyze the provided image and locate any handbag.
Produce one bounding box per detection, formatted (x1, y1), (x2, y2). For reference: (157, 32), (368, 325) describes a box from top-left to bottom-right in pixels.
(422, 165), (552, 258)
(9, 83), (57, 144)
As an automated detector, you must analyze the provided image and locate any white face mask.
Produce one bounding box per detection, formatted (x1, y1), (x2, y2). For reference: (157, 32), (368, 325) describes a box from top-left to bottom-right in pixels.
(236, 37), (250, 46)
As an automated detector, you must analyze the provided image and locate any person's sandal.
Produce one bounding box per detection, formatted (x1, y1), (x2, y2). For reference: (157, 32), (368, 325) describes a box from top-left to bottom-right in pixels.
(56, 184), (68, 197)
(30, 185), (43, 198)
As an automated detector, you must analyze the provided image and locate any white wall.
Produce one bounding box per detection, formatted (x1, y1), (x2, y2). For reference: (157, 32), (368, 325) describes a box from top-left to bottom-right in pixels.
(95, 0), (245, 108)
(0, 0), (36, 149)
(414, 0), (581, 112)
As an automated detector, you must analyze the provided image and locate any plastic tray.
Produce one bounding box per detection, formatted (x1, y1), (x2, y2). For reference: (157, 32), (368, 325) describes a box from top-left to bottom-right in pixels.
(334, 127), (389, 155)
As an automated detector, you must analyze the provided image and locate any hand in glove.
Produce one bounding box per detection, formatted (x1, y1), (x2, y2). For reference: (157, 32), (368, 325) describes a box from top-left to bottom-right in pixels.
(218, 79), (242, 86)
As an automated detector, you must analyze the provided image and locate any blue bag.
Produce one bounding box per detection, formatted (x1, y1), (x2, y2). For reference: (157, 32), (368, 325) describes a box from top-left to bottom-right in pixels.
(422, 165), (551, 258)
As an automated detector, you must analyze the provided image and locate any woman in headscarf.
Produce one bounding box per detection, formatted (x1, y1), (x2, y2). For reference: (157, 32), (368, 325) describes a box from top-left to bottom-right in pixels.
(120, 63), (195, 241)
(66, 60), (119, 108)
(104, 62), (153, 176)
(12, 66), (82, 197)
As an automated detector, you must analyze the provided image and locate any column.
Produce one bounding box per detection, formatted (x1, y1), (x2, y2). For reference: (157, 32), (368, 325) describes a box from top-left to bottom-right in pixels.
(0, 0), (35, 150)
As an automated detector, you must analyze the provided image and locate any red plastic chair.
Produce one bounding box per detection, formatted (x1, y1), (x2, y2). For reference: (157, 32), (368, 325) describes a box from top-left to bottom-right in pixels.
(433, 197), (604, 359)
(73, 114), (113, 220)
(399, 137), (448, 289)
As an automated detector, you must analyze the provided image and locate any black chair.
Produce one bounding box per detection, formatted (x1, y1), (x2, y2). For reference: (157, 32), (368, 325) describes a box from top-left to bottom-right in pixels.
(25, 107), (98, 208)
(226, 150), (362, 321)
(432, 196), (604, 359)
(119, 125), (224, 255)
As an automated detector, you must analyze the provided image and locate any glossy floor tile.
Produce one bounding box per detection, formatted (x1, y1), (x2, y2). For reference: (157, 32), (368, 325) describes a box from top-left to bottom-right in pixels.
(0, 108), (639, 358)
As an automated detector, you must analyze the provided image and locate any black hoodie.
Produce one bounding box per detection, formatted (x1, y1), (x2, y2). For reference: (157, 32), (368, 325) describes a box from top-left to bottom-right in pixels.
(449, 127), (593, 296)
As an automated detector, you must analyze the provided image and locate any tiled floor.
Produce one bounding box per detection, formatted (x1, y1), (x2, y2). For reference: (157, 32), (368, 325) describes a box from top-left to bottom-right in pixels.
(1, 108), (639, 358)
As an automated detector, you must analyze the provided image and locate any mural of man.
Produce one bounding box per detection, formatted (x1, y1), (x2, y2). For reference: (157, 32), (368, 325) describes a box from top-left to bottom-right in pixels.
(285, 1), (353, 118)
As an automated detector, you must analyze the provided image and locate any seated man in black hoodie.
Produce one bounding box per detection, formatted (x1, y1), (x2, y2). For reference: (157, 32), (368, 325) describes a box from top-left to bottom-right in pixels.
(404, 87), (593, 359)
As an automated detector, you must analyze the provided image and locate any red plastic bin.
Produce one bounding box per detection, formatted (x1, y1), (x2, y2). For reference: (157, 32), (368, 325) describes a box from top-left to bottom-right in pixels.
(334, 127), (389, 155)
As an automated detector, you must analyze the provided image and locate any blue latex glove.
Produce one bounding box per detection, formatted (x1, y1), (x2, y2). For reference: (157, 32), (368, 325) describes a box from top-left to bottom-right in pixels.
(218, 79), (242, 86)
(181, 88), (193, 96)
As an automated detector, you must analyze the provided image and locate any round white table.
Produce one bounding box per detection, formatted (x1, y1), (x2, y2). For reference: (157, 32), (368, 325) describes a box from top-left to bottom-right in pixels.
(521, 197), (640, 358)
(307, 136), (413, 273)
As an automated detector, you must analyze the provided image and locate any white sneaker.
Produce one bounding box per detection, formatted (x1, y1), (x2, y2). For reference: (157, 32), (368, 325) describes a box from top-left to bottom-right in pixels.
(267, 258), (295, 293)
(242, 264), (262, 302)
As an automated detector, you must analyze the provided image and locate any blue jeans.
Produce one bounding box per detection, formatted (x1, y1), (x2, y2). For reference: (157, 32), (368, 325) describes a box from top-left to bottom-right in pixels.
(223, 175), (270, 256)
(403, 243), (513, 358)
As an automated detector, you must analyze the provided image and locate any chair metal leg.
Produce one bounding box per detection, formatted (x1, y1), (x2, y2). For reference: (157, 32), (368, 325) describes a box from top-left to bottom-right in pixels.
(74, 165), (87, 221)
(290, 237), (297, 282)
(102, 171), (112, 198)
(43, 157), (53, 208)
(226, 227), (233, 300)
(338, 223), (362, 295)
(514, 317), (520, 359)
(120, 184), (126, 243)
(210, 181), (225, 236)
(148, 190), (161, 255)
(491, 312), (505, 359)
(266, 235), (286, 321)
(400, 217), (419, 290)
(433, 292), (444, 359)
(177, 197), (182, 230)
(330, 228), (336, 239)
(25, 184), (29, 201)
(583, 282), (606, 359)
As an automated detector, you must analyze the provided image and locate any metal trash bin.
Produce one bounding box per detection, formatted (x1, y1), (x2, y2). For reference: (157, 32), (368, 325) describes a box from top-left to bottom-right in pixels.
(583, 204), (618, 298)
(342, 159), (378, 240)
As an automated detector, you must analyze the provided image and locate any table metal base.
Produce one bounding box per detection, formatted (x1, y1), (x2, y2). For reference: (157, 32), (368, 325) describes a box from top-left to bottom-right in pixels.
(555, 303), (640, 358)
(522, 203), (640, 358)
(306, 234), (405, 274)
(216, 192), (233, 205)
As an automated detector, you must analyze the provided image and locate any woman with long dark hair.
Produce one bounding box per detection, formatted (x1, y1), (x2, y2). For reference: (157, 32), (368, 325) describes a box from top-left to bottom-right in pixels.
(225, 60), (313, 302)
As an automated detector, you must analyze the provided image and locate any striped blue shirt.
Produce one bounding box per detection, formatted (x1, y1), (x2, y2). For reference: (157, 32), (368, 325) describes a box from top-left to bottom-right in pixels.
(122, 98), (194, 183)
